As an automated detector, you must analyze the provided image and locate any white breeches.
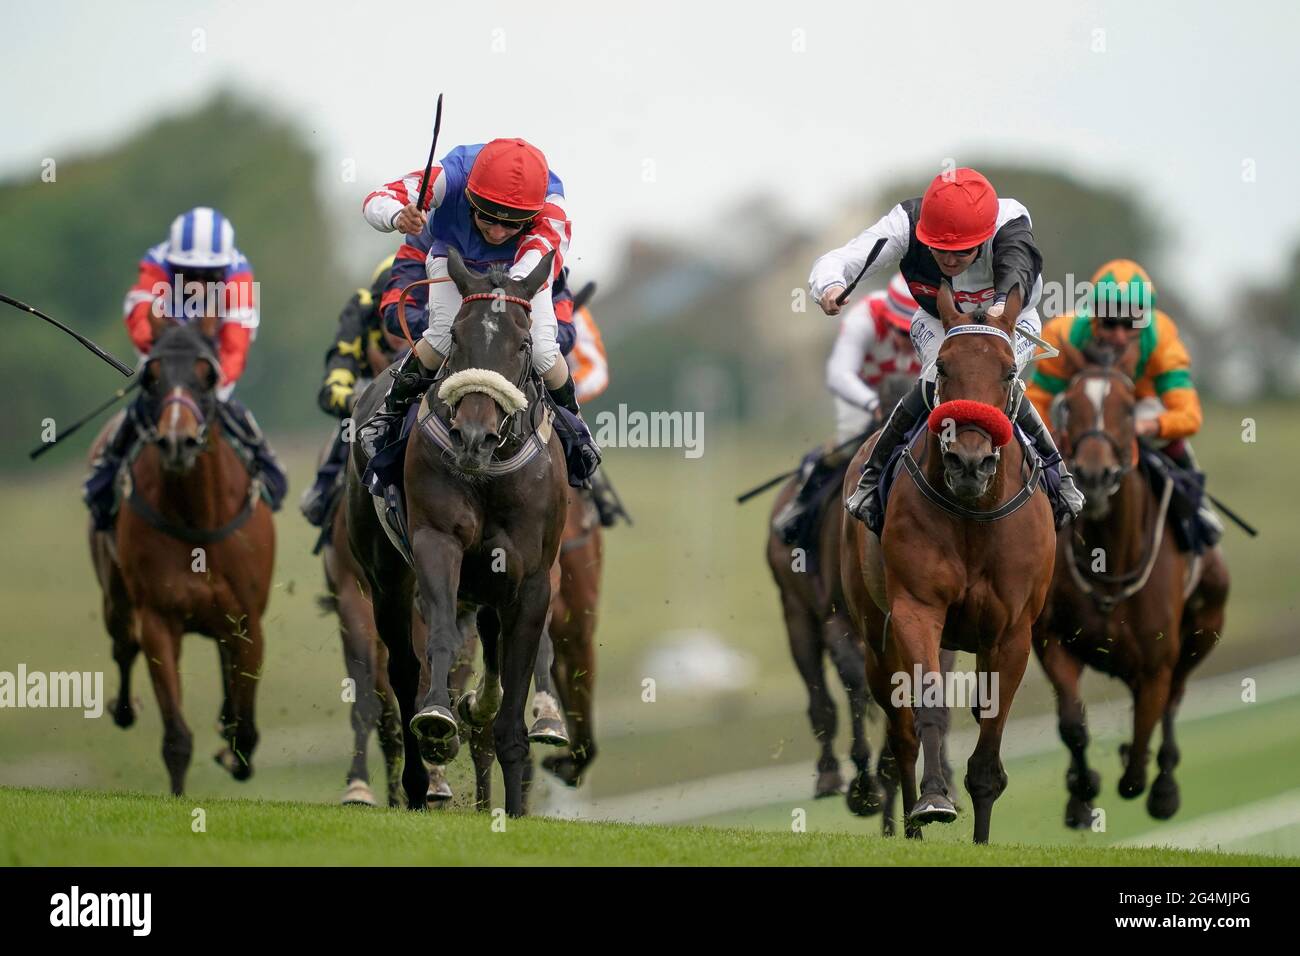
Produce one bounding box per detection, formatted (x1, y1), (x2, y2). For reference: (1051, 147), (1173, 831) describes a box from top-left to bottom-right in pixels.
(834, 397), (874, 444)
(910, 306), (1043, 383)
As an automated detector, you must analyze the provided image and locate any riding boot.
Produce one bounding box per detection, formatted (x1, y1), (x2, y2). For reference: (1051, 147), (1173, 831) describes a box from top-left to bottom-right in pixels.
(299, 425), (349, 528)
(773, 449), (833, 545)
(358, 350), (436, 461)
(1015, 397), (1084, 529)
(221, 398), (288, 511)
(83, 407), (140, 531)
(588, 466), (629, 527)
(547, 375), (602, 489)
(845, 379), (929, 532)
(1160, 439), (1222, 548)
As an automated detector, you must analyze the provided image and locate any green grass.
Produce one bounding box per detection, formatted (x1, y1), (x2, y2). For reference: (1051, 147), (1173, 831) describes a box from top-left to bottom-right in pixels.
(1, 787), (1290, 867)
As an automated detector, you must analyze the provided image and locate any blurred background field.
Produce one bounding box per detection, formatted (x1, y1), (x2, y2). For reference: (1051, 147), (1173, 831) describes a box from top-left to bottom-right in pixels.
(1, 402), (1296, 854)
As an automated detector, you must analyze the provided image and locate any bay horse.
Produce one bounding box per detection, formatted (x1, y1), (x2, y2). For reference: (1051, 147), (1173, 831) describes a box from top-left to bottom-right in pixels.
(89, 324), (274, 795)
(1034, 343), (1230, 826)
(767, 375), (961, 832)
(840, 284), (1056, 842)
(346, 248), (567, 815)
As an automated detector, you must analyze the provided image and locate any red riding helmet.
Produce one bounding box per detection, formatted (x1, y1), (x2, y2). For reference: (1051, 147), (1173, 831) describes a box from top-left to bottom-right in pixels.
(915, 168), (999, 250)
(466, 138), (550, 223)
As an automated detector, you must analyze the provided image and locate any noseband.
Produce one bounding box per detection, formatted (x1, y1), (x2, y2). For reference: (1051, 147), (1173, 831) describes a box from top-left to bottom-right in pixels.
(1064, 367), (1137, 494)
(139, 388), (211, 449)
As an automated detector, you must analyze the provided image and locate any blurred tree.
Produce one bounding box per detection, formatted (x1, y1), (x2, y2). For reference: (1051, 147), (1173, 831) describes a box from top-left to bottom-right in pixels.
(0, 91), (347, 470)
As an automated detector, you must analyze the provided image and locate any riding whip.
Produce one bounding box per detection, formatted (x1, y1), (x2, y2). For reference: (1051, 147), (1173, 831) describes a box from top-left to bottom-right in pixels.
(834, 238), (888, 306)
(1, 292), (133, 376)
(415, 93), (445, 213)
(29, 380), (141, 460)
(736, 427), (873, 504)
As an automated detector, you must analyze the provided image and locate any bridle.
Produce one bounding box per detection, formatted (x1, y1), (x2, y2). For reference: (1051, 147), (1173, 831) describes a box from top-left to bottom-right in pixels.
(396, 279), (549, 466)
(138, 388), (211, 450)
(1060, 365), (1138, 498)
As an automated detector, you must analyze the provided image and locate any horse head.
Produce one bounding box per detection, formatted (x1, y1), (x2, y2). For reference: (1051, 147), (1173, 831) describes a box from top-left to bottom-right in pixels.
(140, 324), (221, 473)
(1058, 344), (1140, 520)
(931, 283), (1019, 502)
(439, 247), (555, 475)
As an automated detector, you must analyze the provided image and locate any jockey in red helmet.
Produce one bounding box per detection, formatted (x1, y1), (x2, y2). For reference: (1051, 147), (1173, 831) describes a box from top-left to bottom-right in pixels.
(356, 139), (600, 487)
(809, 168), (1084, 532)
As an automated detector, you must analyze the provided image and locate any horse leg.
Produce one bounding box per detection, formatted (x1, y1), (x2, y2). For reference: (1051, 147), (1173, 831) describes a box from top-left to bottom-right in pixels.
(372, 640), (407, 808)
(1118, 665), (1172, 800)
(542, 614), (599, 789)
(409, 529), (466, 764)
(528, 625), (569, 746)
(891, 598), (954, 829)
(467, 607), (502, 812)
(495, 570), (551, 817)
(1036, 634), (1099, 829)
(782, 594), (843, 798)
(215, 616), (263, 782)
(826, 619), (881, 815)
(337, 584), (382, 804)
(861, 641), (899, 834)
(937, 647), (960, 810)
(139, 608), (192, 796)
(105, 582), (140, 729)
(966, 633), (1031, 844)
(375, 584), (427, 810)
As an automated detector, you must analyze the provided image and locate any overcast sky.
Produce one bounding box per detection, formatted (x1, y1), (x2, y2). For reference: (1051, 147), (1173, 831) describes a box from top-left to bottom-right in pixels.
(3, 0), (1297, 313)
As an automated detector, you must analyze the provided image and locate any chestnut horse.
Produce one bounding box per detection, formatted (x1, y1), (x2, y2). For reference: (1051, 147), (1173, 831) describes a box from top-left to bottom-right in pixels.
(767, 375), (961, 832)
(1034, 344), (1229, 826)
(346, 249), (567, 815)
(89, 324), (274, 795)
(840, 285), (1056, 842)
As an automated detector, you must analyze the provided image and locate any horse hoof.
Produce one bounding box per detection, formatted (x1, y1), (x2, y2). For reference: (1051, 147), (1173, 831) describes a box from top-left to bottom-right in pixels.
(411, 705), (460, 762)
(213, 747), (253, 781)
(907, 793), (958, 826)
(845, 772), (885, 817)
(1064, 796), (1095, 830)
(882, 815), (897, 838)
(1117, 772), (1145, 800)
(1147, 774), (1180, 820)
(541, 753), (585, 789)
(109, 696), (138, 729)
(341, 779), (377, 807)
(527, 716), (570, 747)
(1067, 767), (1102, 801)
(814, 767), (845, 799)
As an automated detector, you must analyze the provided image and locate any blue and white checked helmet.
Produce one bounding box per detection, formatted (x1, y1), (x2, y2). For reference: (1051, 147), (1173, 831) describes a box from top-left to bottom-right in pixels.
(165, 207), (235, 269)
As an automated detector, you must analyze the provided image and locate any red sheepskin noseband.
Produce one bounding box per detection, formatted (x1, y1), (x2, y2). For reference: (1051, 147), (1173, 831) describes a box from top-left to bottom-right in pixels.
(928, 400), (1013, 448)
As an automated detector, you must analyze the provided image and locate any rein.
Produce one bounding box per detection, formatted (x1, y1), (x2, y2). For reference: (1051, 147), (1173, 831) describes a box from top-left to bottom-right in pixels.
(906, 322), (1044, 522)
(1061, 365), (1166, 613)
(394, 278), (549, 477)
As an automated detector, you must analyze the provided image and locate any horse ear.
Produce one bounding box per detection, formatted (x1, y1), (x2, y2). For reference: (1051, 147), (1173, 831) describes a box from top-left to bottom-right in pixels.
(446, 247), (477, 294)
(935, 281), (964, 330)
(516, 250), (557, 302)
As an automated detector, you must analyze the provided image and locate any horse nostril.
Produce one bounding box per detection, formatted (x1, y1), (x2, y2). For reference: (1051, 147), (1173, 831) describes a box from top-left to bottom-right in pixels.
(943, 452), (963, 473)
(979, 454), (999, 475)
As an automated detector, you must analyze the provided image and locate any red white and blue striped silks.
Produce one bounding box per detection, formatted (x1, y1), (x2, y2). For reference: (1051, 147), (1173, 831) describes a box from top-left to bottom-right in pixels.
(122, 211), (258, 389)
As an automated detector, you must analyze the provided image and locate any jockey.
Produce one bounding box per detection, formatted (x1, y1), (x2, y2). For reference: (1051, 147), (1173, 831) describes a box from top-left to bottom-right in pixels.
(1027, 259), (1222, 547)
(810, 167), (1084, 531)
(773, 273), (922, 542)
(356, 139), (601, 487)
(567, 299), (629, 526)
(83, 207), (287, 530)
(298, 255), (397, 527)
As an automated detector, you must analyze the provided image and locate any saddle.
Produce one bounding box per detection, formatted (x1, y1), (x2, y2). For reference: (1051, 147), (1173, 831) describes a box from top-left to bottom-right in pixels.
(1140, 448), (1212, 554)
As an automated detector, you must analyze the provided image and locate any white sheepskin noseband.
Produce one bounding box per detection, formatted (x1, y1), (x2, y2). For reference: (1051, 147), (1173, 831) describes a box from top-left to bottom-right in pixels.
(437, 368), (528, 414)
